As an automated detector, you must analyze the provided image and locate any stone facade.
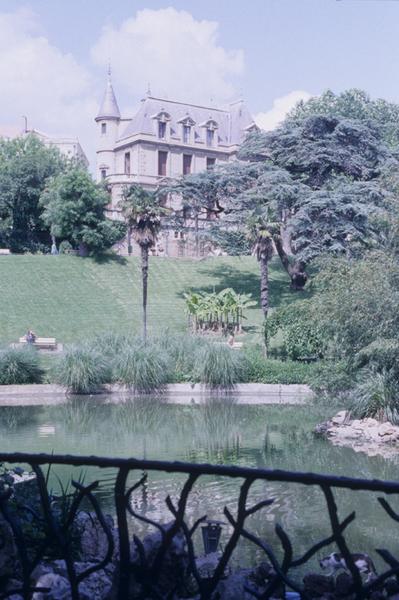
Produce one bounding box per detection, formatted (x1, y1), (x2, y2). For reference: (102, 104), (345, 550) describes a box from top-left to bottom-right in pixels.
(95, 75), (256, 257)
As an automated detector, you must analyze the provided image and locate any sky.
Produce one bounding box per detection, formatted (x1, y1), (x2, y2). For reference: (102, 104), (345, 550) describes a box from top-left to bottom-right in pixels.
(0, 0), (399, 166)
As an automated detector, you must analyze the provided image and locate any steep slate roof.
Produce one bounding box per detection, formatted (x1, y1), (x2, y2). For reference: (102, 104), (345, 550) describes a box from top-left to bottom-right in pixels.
(118, 96), (255, 146)
(96, 78), (121, 121)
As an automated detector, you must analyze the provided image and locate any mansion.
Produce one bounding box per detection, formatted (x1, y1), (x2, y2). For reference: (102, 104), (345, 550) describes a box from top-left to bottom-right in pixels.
(95, 75), (257, 257)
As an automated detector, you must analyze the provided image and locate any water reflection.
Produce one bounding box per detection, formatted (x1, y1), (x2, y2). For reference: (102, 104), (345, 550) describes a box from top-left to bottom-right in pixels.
(1, 397), (399, 575)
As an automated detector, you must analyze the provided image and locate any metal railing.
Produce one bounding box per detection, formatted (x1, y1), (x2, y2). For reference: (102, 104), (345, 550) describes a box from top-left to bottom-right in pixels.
(0, 452), (399, 599)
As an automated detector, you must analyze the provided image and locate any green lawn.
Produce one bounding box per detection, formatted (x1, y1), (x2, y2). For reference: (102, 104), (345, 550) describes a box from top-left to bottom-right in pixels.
(0, 254), (301, 345)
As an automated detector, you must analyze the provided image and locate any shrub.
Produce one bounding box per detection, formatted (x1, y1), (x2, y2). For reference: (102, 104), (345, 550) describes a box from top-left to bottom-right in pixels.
(155, 332), (208, 382)
(0, 347), (44, 385)
(243, 346), (317, 384)
(113, 342), (170, 393)
(266, 302), (326, 360)
(54, 345), (109, 394)
(349, 370), (399, 422)
(58, 240), (74, 255)
(308, 360), (354, 394)
(194, 343), (244, 388)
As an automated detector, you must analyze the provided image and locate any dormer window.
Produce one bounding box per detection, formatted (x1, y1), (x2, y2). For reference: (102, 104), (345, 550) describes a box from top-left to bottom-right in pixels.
(200, 117), (218, 147)
(151, 109), (171, 140)
(158, 121), (166, 139)
(183, 125), (191, 144)
(177, 114), (196, 144)
(101, 123), (107, 135)
(206, 129), (214, 147)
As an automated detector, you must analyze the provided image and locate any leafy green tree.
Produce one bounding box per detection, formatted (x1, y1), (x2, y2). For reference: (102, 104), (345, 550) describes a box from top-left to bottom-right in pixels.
(119, 184), (165, 340)
(288, 88), (399, 148)
(0, 135), (65, 252)
(237, 115), (394, 288)
(40, 168), (125, 257)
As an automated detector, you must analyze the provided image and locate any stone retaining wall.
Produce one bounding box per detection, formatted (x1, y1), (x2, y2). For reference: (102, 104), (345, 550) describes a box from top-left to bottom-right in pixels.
(0, 383), (313, 405)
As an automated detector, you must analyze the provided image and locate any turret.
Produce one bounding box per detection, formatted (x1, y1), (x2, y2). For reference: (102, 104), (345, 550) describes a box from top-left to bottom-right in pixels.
(95, 69), (121, 182)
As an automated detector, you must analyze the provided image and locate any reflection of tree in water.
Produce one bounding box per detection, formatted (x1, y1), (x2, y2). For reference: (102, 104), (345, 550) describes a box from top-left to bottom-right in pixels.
(0, 406), (39, 430)
(111, 397), (166, 435)
(184, 399), (243, 463)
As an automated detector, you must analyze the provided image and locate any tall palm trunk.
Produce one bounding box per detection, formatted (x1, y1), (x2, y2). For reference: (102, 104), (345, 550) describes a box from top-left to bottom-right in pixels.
(259, 255), (269, 317)
(194, 212), (199, 258)
(140, 244), (149, 340)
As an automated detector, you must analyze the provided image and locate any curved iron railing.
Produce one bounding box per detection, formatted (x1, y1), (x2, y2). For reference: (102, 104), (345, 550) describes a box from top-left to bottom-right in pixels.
(0, 452), (399, 599)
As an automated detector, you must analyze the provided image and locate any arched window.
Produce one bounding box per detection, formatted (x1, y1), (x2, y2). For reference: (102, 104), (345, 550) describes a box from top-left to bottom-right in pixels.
(101, 123), (107, 135)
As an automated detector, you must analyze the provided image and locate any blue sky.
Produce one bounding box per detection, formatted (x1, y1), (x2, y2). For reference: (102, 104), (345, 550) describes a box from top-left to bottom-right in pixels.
(0, 0), (398, 164)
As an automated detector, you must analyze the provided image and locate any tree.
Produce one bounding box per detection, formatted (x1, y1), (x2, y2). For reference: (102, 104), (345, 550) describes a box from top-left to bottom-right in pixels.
(288, 88), (399, 148)
(40, 168), (125, 256)
(0, 135), (65, 252)
(119, 184), (165, 340)
(236, 115), (395, 288)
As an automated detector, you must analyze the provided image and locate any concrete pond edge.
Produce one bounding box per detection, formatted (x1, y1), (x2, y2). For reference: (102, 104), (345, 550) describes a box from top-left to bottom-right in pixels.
(0, 383), (313, 405)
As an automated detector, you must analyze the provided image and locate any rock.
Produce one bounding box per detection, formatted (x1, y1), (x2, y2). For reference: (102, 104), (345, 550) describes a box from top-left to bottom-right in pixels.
(32, 573), (70, 599)
(314, 421), (332, 436)
(331, 411), (350, 426)
(385, 578), (399, 596)
(378, 423), (397, 437)
(32, 562), (114, 600)
(216, 567), (284, 600)
(303, 573), (334, 597)
(129, 522), (189, 596)
(73, 512), (117, 563)
(334, 572), (353, 597)
(0, 514), (19, 580)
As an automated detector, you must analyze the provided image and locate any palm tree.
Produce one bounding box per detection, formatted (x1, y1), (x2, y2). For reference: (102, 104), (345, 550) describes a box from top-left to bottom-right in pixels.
(250, 221), (275, 318)
(119, 185), (165, 340)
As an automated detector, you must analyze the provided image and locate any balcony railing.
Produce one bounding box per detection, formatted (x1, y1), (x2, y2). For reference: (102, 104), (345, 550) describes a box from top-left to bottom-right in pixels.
(0, 452), (399, 599)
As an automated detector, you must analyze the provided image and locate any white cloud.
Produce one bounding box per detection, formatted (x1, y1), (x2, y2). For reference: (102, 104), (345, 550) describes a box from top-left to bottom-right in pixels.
(91, 8), (244, 105)
(0, 8), (97, 163)
(255, 90), (312, 131)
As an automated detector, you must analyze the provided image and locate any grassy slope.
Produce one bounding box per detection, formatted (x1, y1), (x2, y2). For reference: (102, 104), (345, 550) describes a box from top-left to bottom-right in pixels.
(0, 255), (301, 344)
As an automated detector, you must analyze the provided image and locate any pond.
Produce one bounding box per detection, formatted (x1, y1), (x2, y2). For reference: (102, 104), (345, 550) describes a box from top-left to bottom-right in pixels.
(0, 396), (398, 577)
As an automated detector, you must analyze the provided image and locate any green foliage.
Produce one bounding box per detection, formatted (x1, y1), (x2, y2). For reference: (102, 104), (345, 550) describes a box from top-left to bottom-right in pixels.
(119, 184), (165, 249)
(183, 288), (256, 333)
(242, 346), (317, 384)
(266, 302), (326, 360)
(58, 240), (74, 255)
(288, 88), (399, 148)
(40, 168), (125, 256)
(54, 345), (109, 394)
(0, 135), (65, 252)
(349, 370), (398, 422)
(0, 347), (44, 385)
(308, 360), (353, 394)
(113, 341), (171, 392)
(194, 343), (244, 388)
(154, 332), (208, 382)
(310, 252), (399, 360)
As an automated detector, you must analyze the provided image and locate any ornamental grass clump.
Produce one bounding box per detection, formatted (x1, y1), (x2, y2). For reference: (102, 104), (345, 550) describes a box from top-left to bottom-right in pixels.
(113, 342), (170, 393)
(194, 342), (244, 389)
(54, 345), (109, 394)
(155, 332), (208, 381)
(0, 347), (44, 385)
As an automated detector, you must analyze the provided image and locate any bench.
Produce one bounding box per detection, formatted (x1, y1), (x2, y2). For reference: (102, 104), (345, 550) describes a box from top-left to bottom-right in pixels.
(19, 337), (57, 350)
(0, 249), (10, 255)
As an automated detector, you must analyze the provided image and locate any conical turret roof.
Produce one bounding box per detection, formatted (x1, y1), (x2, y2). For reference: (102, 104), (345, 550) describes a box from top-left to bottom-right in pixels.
(96, 73), (120, 121)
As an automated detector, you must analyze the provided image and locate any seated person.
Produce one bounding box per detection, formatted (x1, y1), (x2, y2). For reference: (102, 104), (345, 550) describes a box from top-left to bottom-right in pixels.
(25, 329), (36, 344)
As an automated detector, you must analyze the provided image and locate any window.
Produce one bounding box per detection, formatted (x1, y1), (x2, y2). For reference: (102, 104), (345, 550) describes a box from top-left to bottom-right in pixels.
(158, 151), (168, 176)
(124, 152), (131, 175)
(206, 157), (216, 170)
(183, 125), (190, 144)
(101, 123), (107, 135)
(158, 121), (166, 139)
(206, 129), (214, 147)
(100, 169), (107, 180)
(183, 154), (192, 175)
